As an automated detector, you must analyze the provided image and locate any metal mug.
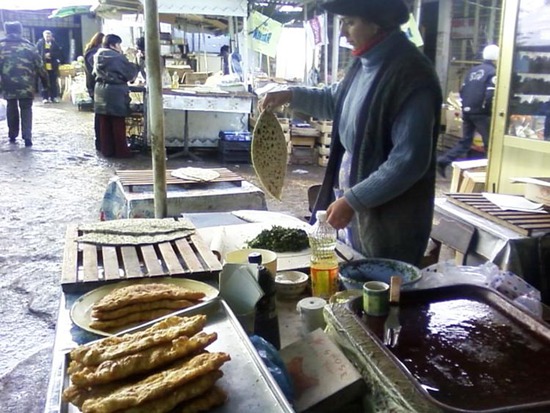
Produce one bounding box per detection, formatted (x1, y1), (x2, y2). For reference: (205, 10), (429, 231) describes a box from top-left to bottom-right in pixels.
(362, 281), (390, 316)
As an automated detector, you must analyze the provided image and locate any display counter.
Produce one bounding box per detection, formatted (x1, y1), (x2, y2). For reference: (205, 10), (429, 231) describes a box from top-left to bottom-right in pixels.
(162, 89), (253, 148)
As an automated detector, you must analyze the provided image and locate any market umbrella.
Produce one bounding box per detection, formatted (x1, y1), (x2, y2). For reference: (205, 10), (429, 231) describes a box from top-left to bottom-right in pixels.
(48, 5), (94, 18)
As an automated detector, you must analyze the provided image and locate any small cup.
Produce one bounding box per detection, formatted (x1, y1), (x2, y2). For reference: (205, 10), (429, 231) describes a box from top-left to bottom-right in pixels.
(362, 281), (390, 316)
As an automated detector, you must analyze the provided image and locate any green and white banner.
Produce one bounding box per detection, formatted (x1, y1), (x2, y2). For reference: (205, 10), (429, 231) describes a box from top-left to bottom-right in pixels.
(248, 10), (283, 58)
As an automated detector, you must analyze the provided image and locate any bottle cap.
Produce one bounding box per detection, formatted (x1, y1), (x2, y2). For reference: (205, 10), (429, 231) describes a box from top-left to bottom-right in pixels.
(247, 252), (262, 265)
(315, 210), (327, 222)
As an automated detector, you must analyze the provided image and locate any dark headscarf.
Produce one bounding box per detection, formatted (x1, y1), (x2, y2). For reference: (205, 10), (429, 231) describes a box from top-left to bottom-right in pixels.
(322, 0), (409, 30)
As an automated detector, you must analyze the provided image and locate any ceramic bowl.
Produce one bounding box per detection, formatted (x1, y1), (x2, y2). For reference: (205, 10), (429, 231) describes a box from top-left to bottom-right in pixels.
(224, 248), (278, 276)
(275, 271), (309, 298)
(338, 258), (422, 291)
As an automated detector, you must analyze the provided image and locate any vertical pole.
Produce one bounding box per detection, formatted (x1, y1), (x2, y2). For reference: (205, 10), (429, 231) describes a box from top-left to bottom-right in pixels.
(323, 11), (328, 84)
(436, 0), (452, 98)
(331, 15), (340, 84)
(143, 0), (167, 218)
(304, 3), (308, 82)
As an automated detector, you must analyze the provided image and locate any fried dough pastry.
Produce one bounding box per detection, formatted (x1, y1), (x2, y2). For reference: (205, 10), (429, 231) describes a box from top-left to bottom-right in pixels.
(177, 386), (228, 413)
(93, 284), (206, 312)
(122, 370), (223, 413)
(70, 332), (217, 386)
(63, 380), (129, 409)
(91, 299), (196, 320)
(71, 315), (206, 366)
(81, 352), (231, 413)
(89, 309), (179, 331)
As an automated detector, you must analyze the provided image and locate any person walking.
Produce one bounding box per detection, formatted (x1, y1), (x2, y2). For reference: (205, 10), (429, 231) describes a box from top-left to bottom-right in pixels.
(36, 30), (63, 103)
(93, 34), (138, 158)
(437, 44), (499, 177)
(84, 32), (104, 150)
(259, 0), (442, 267)
(0, 21), (49, 147)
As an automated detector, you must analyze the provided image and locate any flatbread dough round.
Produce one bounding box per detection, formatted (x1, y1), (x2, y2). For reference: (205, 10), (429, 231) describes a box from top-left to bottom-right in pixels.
(252, 110), (288, 200)
(171, 167), (220, 182)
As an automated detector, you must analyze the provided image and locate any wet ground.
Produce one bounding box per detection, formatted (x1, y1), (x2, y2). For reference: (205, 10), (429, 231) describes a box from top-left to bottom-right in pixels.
(0, 99), (451, 413)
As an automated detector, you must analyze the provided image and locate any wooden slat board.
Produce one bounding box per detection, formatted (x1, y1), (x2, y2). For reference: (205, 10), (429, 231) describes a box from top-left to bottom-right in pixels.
(445, 193), (550, 236)
(61, 224), (223, 293)
(116, 168), (243, 191)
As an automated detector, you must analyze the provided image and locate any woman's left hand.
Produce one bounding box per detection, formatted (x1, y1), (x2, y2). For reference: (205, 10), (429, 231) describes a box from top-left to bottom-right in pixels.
(326, 197), (355, 229)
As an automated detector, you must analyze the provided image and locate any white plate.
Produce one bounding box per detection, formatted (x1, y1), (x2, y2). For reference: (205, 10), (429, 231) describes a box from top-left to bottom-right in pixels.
(70, 278), (219, 337)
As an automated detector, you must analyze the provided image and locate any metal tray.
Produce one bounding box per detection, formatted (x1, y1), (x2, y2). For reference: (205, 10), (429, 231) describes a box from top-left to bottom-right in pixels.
(345, 284), (550, 412)
(45, 297), (294, 413)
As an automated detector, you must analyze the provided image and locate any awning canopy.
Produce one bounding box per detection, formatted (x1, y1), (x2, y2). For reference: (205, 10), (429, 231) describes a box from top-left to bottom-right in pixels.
(95, 0), (247, 17)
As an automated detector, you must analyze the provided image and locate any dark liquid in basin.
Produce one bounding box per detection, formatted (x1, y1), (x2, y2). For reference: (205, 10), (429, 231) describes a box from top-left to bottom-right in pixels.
(382, 298), (550, 410)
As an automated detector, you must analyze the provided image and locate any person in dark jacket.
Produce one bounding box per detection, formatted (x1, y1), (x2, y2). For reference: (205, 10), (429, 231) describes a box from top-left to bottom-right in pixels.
(0, 21), (48, 147)
(93, 34), (138, 158)
(36, 30), (63, 103)
(84, 32), (104, 150)
(437, 44), (499, 177)
(259, 0), (442, 266)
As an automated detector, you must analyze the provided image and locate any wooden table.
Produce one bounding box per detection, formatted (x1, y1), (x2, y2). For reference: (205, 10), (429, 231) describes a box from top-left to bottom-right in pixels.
(434, 195), (550, 303)
(99, 168), (267, 220)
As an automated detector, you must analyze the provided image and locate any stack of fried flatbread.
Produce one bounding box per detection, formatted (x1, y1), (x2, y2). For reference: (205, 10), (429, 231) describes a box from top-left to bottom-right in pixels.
(251, 110), (288, 200)
(63, 315), (230, 413)
(89, 283), (206, 333)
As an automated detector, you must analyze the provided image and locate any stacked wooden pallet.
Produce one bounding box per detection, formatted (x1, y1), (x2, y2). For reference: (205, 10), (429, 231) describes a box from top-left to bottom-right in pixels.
(290, 122), (319, 165)
(311, 119), (333, 167)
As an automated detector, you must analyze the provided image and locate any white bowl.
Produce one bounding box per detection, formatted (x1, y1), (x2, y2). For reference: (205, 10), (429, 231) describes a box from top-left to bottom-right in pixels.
(224, 248), (278, 276)
(275, 271), (309, 298)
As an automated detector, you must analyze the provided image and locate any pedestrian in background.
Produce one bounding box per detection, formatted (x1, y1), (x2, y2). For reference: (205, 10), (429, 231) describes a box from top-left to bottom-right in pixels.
(437, 44), (499, 177)
(36, 29), (63, 103)
(93, 34), (138, 158)
(84, 32), (104, 150)
(0, 21), (48, 147)
(260, 0), (442, 266)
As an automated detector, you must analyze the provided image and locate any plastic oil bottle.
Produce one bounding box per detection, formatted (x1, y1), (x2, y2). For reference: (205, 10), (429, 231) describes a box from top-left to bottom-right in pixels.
(309, 210), (339, 300)
(248, 252), (280, 349)
(171, 71), (179, 89)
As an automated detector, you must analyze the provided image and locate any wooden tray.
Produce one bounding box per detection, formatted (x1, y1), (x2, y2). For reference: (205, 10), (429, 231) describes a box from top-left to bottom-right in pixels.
(61, 224), (222, 293)
(446, 192), (550, 236)
(116, 168), (243, 192)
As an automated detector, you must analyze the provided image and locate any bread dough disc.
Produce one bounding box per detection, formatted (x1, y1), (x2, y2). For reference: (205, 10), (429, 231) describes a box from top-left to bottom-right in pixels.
(252, 110), (288, 200)
(171, 167), (220, 182)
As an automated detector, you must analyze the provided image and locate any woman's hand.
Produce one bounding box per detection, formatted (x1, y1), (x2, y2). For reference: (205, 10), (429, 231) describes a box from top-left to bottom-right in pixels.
(258, 90), (293, 112)
(326, 197), (355, 229)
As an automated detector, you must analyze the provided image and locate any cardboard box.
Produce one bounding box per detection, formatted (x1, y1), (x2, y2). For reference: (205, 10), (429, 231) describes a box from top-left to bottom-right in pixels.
(279, 329), (365, 413)
(511, 177), (550, 206)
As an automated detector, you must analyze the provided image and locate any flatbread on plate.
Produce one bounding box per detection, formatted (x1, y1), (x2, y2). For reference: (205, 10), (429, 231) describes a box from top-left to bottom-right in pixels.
(252, 110), (288, 200)
(171, 167), (220, 182)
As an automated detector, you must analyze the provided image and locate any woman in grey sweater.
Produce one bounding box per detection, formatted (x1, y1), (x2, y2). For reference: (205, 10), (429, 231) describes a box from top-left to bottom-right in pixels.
(259, 0), (442, 266)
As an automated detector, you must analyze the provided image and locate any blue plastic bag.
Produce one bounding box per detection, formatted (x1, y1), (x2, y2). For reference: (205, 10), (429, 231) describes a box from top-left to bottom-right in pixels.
(250, 335), (294, 404)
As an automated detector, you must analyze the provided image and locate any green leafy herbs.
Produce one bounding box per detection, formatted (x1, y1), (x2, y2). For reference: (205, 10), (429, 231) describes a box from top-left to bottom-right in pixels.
(247, 226), (309, 252)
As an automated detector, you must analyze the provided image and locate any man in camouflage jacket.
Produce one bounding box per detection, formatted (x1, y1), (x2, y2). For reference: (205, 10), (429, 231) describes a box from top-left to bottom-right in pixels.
(0, 21), (48, 147)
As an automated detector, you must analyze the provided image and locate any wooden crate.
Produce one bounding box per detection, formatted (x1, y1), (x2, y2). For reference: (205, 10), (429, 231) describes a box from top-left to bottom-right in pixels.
(449, 159), (488, 192)
(290, 146), (316, 165)
(278, 117), (290, 132)
(446, 193), (550, 236)
(317, 144), (330, 156)
(311, 119), (333, 134)
(318, 155), (329, 167)
(291, 136), (316, 148)
(61, 224), (222, 293)
(318, 133), (332, 146)
(458, 171), (486, 193)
